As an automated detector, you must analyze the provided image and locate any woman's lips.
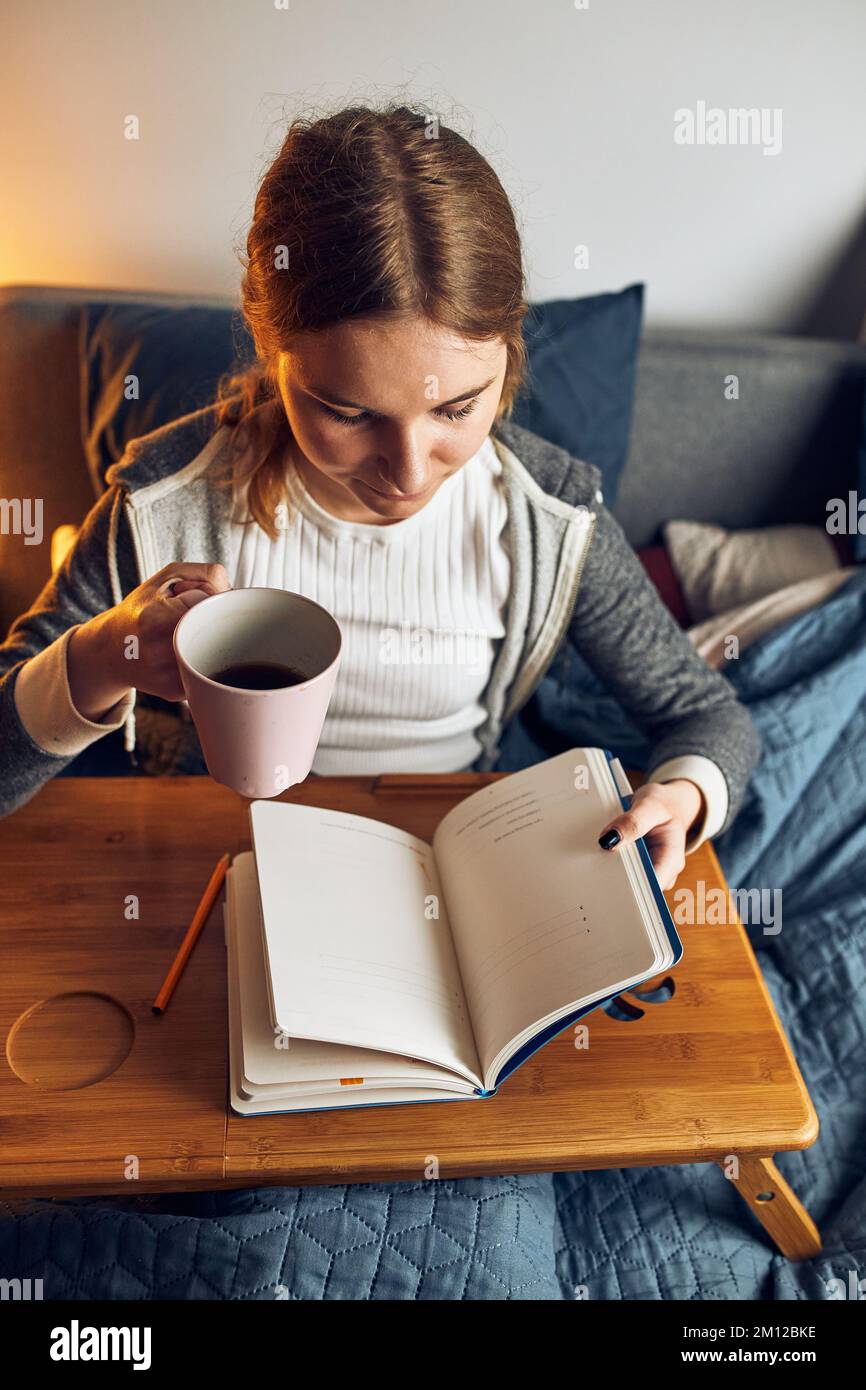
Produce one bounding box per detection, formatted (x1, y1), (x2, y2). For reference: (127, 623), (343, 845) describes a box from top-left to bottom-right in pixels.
(363, 479), (434, 501)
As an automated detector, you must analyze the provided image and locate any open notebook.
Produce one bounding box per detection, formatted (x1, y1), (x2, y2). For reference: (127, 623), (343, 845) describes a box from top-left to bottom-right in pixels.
(224, 747), (683, 1115)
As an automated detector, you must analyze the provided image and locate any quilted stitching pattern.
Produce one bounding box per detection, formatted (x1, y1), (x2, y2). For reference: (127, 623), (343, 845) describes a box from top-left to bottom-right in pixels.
(0, 1175), (560, 1301)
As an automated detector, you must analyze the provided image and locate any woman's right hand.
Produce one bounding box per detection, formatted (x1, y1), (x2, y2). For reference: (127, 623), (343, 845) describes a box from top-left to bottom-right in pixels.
(68, 563), (232, 720)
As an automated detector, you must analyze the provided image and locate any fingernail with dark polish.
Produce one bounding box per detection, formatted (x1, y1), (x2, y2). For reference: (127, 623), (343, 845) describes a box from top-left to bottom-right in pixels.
(598, 828), (622, 850)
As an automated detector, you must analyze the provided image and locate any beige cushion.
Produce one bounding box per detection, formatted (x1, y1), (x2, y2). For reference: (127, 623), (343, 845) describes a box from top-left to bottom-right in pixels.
(663, 520), (841, 623)
(687, 568), (859, 668)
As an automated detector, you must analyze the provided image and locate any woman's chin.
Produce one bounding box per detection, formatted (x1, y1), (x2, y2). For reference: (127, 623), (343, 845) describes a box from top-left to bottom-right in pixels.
(358, 480), (437, 513)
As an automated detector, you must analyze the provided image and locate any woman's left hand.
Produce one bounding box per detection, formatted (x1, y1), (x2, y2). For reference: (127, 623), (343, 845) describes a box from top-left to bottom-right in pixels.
(596, 778), (704, 890)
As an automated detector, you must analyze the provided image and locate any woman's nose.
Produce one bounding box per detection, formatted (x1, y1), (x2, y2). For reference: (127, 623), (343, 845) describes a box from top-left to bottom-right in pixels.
(376, 465), (430, 494)
(374, 436), (430, 494)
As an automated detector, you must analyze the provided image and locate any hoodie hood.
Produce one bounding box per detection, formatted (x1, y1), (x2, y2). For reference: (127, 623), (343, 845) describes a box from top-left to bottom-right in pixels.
(105, 402), (227, 493)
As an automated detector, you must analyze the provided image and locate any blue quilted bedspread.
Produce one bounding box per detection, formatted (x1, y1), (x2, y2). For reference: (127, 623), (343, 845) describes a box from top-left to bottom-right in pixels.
(3, 571), (865, 1300)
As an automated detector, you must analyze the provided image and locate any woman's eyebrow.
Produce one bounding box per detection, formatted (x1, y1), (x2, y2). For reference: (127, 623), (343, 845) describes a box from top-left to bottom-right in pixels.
(306, 376), (497, 411)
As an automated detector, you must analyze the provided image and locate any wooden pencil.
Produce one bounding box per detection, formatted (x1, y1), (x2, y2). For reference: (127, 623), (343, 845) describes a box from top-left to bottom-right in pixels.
(151, 851), (231, 1014)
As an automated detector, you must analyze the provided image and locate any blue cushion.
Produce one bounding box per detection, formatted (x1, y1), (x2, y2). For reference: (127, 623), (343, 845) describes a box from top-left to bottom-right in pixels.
(80, 288), (644, 501)
(80, 301), (254, 489)
(511, 283), (644, 503)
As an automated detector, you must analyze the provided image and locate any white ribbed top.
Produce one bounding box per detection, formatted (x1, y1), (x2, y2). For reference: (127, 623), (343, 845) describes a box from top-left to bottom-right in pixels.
(227, 435), (511, 774)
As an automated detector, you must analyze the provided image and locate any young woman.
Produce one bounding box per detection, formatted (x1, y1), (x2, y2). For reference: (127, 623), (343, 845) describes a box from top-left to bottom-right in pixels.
(0, 104), (759, 891)
(0, 101), (762, 1300)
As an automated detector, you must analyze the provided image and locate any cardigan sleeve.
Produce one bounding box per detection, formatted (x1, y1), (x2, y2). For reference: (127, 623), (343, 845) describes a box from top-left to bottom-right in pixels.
(0, 486), (138, 818)
(567, 503), (761, 840)
(13, 624), (136, 757)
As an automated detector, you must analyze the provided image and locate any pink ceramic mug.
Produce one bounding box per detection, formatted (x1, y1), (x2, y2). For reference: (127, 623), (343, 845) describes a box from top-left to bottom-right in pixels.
(172, 586), (342, 799)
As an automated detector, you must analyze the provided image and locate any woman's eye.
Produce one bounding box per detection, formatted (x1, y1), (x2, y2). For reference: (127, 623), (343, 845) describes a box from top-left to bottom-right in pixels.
(436, 399), (478, 422)
(321, 405), (367, 428)
(320, 398), (479, 428)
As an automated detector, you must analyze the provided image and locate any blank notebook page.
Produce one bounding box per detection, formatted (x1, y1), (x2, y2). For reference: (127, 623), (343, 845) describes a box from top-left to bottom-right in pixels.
(249, 801), (482, 1083)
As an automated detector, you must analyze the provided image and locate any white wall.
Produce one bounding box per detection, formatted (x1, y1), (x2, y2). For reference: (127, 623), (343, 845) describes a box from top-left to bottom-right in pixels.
(2, 0), (864, 332)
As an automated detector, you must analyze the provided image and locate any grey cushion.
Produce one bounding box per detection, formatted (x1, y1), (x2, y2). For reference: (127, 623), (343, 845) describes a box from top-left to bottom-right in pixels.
(615, 329), (866, 545)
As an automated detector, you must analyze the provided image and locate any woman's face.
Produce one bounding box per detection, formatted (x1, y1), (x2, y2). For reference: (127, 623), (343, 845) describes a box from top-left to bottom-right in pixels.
(275, 314), (508, 524)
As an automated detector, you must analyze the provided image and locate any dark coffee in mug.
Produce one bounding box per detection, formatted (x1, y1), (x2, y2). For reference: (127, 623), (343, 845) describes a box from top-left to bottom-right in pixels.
(209, 660), (311, 690)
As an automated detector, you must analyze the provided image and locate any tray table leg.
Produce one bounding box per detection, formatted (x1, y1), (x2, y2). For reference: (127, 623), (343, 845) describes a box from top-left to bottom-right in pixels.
(719, 1155), (822, 1260)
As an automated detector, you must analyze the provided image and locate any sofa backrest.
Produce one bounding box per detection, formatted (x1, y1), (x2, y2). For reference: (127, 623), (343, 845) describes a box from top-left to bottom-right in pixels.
(1, 285), (864, 636)
(618, 328), (866, 545)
